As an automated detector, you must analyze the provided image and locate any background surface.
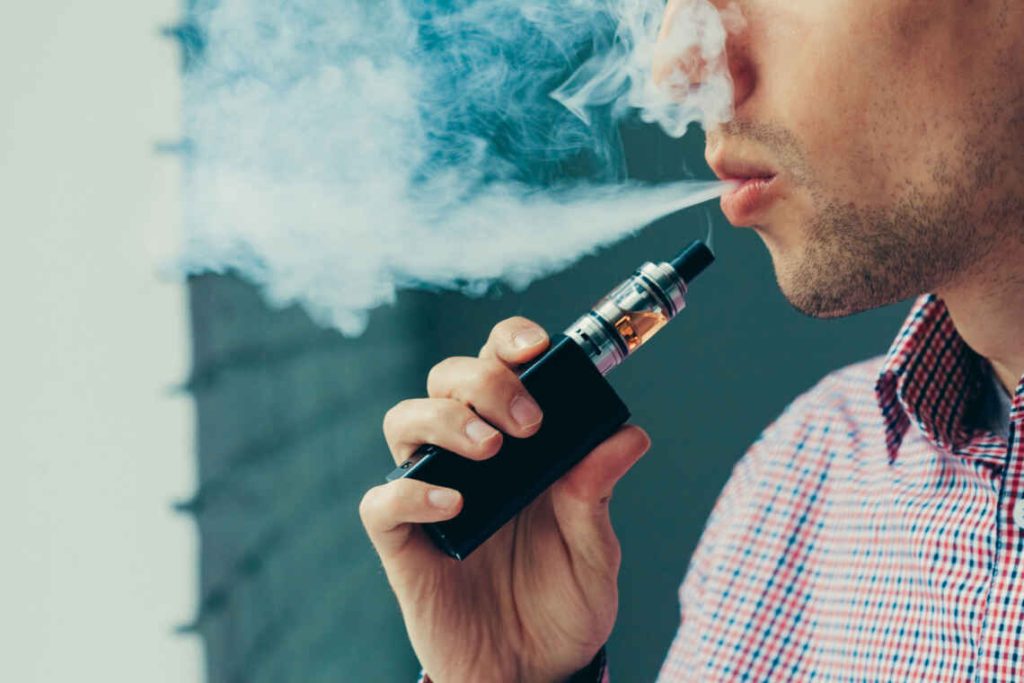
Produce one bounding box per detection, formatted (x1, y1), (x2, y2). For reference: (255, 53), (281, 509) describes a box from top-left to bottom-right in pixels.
(1, 2), (912, 682)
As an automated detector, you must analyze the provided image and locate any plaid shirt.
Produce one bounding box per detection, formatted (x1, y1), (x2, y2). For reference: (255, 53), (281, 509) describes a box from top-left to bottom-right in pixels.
(659, 294), (1024, 681)
(420, 295), (1023, 682)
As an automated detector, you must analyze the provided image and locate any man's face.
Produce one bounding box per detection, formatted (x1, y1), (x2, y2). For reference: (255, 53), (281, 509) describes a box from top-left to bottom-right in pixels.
(662, 0), (1024, 317)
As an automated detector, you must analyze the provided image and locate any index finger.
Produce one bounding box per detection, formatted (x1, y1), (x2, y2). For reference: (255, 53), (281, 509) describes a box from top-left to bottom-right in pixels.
(478, 316), (550, 366)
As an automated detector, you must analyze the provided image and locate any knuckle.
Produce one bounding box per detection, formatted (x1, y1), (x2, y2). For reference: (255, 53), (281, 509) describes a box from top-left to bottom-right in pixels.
(381, 402), (408, 437)
(416, 411), (446, 446)
(426, 357), (460, 394)
(358, 486), (382, 523)
(469, 359), (511, 396)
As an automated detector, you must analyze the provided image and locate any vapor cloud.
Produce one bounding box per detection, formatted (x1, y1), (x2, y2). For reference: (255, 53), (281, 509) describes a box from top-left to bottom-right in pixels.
(180, 0), (735, 335)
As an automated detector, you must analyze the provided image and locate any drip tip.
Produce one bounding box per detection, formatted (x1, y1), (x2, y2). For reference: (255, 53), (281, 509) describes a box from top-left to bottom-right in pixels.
(670, 240), (715, 284)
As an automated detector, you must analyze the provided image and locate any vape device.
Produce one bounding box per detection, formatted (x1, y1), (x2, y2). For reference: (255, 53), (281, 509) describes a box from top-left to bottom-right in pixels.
(385, 240), (715, 560)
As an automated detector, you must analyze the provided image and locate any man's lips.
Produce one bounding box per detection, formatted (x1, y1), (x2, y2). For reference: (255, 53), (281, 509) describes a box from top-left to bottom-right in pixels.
(719, 175), (779, 226)
(706, 154), (780, 226)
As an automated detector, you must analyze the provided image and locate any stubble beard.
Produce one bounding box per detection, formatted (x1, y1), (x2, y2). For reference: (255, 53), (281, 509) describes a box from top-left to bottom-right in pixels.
(780, 183), (986, 319)
(717, 100), (1022, 320)
(772, 125), (1020, 319)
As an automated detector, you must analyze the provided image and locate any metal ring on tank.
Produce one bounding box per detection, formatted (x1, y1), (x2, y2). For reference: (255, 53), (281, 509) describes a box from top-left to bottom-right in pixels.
(564, 260), (689, 376)
(565, 313), (625, 376)
(638, 262), (687, 316)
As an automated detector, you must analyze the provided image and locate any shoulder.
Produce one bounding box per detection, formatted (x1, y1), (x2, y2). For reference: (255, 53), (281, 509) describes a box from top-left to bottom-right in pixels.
(681, 355), (888, 599)
(664, 357), (890, 676)
(721, 355), (888, 511)
(762, 355), (885, 451)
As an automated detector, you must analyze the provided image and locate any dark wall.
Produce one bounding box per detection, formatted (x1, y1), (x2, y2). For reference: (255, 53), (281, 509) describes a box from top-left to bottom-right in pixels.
(184, 123), (912, 682)
(185, 276), (426, 682)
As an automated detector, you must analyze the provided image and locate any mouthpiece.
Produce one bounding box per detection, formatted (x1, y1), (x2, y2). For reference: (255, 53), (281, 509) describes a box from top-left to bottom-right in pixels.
(671, 240), (715, 283)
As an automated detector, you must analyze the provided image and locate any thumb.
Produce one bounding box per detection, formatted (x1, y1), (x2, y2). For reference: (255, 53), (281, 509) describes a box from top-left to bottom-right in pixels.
(549, 425), (651, 567)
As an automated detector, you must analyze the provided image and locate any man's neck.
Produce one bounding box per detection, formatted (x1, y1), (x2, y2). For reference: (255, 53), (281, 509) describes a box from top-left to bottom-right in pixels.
(939, 244), (1024, 396)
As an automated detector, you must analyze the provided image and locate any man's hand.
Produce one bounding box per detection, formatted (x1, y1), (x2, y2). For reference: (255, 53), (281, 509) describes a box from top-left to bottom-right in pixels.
(360, 316), (650, 683)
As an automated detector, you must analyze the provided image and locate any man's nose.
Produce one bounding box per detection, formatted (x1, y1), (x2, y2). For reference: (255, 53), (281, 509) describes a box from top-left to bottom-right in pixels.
(652, 0), (755, 113)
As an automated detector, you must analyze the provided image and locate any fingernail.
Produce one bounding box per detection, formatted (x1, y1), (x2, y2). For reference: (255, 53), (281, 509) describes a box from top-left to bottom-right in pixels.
(465, 418), (499, 444)
(513, 328), (545, 349)
(428, 488), (460, 508)
(510, 394), (543, 429)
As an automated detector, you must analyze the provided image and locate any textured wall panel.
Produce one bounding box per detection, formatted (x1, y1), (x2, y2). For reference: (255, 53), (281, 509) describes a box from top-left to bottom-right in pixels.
(185, 274), (427, 682)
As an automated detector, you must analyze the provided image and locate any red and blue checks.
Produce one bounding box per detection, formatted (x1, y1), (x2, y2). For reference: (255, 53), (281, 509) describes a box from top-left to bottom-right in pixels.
(659, 295), (1024, 681)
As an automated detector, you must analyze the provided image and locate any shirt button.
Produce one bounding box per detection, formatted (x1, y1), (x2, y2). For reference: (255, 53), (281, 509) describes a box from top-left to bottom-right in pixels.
(1014, 503), (1024, 530)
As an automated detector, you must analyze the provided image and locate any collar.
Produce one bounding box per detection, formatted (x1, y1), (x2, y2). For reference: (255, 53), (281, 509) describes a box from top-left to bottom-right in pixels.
(875, 295), (986, 462)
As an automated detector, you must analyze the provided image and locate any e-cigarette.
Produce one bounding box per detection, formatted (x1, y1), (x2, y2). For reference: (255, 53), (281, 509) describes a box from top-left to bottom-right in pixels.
(385, 240), (715, 560)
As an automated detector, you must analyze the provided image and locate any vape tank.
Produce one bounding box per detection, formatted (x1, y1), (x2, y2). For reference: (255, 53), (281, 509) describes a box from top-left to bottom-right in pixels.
(565, 240), (713, 375)
(386, 240), (714, 559)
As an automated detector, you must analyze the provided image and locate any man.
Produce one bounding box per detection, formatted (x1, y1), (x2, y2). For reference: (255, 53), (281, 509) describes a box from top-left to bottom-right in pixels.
(360, 0), (1024, 680)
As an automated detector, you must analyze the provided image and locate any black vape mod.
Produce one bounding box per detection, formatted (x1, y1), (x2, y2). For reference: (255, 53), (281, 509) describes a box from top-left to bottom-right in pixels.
(385, 240), (715, 559)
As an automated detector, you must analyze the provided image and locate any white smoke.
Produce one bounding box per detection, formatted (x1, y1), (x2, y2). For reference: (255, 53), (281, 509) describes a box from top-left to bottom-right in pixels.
(179, 0), (737, 335)
(553, 0), (738, 134)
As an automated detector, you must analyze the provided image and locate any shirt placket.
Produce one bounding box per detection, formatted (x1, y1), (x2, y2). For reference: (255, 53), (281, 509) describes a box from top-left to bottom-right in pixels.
(977, 417), (1024, 682)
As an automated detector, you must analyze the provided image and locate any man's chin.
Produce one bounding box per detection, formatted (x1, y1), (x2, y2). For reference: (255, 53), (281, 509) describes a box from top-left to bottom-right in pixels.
(774, 259), (918, 320)
(770, 248), (880, 320)
(776, 278), (856, 319)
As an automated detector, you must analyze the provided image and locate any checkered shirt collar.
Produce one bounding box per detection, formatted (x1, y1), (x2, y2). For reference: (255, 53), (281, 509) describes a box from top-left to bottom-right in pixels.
(875, 294), (988, 461)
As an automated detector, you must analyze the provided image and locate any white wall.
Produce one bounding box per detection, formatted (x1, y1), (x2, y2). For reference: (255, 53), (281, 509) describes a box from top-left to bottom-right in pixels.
(0, 1), (202, 681)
